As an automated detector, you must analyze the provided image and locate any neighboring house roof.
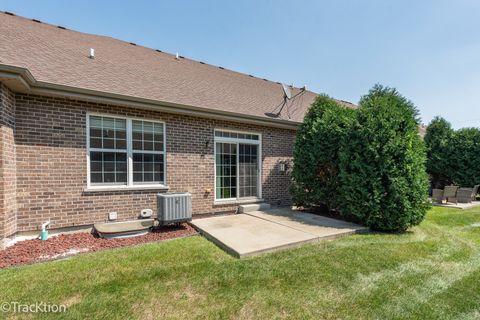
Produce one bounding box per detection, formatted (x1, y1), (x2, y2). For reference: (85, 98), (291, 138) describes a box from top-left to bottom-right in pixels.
(419, 124), (427, 138)
(0, 11), (356, 128)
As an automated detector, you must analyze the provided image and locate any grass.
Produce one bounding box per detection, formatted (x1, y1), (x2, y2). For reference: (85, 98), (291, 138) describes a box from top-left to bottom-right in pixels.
(1, 207), (480, 319)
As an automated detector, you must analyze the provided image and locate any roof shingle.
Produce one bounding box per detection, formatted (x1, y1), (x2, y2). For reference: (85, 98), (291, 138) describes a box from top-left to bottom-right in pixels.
(0, 12), (354, 123)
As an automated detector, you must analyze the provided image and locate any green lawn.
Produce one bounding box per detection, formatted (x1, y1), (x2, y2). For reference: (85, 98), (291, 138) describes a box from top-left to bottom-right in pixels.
(1, 207), (480, 319)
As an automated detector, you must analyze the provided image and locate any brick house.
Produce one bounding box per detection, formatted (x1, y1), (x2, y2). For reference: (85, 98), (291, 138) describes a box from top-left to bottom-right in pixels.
(0, 12), (353, 247)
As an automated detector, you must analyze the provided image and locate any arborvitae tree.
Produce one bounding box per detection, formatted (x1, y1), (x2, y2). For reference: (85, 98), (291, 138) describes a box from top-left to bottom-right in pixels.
(424, 116), (454, 188)
(448, 128), (480, 186)
(290, 95), (355, 211)
(339, 85), (430, 231)
(425, 117), (480, 188)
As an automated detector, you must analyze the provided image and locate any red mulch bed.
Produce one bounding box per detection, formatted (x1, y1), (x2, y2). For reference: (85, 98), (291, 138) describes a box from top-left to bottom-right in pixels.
(0, 224), (196, 269)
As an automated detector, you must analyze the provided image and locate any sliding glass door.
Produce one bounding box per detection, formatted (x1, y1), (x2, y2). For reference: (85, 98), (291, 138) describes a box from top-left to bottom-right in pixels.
(215, 130), (261, 200)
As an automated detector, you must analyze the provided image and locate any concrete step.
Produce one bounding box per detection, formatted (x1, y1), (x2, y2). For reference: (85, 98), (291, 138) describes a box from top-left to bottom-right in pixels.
(238, 203), (271, 213)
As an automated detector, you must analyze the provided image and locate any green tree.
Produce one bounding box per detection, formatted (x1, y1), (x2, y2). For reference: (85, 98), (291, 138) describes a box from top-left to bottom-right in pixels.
(290, 95), (355, 211)
(448, 128), (480, 186)
(424, 117), (480, 188)
(339, 85), (430, 231)
(424, 116), (454, 188)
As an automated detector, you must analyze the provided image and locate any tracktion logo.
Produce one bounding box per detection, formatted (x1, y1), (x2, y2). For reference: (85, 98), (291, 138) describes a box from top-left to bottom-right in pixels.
(1, 301), (67, 313)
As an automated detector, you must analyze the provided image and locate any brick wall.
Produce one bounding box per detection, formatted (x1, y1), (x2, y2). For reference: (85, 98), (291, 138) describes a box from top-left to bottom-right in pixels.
(10, 92), (296, 232)
(0, 83), (17, 244)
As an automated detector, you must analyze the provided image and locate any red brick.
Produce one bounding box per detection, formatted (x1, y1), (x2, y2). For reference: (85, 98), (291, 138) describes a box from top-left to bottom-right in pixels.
(0, 84), (295, 242)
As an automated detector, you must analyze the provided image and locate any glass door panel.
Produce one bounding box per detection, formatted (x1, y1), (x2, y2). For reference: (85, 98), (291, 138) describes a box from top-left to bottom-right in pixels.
(239, 144), (259, 197)
(215, 142), (237, 199)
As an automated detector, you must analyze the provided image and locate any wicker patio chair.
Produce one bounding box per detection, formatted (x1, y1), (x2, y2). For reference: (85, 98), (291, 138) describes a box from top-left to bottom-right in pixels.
(444, 186), (459, 204)
(432, 189), (445, 203)
(472, 185), (479, 201)
(458, 188), (473, 203)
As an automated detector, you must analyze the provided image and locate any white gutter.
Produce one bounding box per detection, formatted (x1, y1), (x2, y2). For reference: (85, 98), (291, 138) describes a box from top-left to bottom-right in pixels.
(0, 64), (301, 130)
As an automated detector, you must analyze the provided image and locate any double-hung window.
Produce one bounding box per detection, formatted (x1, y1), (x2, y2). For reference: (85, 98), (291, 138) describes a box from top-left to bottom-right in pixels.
(87, 114), (166, 189)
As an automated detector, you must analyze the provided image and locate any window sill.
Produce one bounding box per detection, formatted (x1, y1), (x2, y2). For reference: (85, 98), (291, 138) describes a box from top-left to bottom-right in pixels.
(84, 185), (170, 192)
(213, 198), (264, 206)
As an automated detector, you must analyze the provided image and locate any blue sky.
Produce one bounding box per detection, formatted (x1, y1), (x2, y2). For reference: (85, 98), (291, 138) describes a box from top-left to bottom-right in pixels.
(1, 0), (479, 128)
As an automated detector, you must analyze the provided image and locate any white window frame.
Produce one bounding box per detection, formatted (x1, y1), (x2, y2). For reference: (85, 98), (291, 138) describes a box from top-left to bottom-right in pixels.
(86, 112), (167, 191)
(214, 128), (262, 202)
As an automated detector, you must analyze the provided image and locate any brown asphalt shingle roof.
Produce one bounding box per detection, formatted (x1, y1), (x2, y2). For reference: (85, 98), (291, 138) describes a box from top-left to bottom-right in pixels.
(0, 12), (355, 123)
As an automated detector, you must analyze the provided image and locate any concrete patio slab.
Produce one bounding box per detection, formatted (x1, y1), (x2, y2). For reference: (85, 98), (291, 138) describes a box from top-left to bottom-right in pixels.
(191, 209), (367, 257)
(191, 214), (317, 257)
(247, 208), (368, 238)
(432, 201), (480, 210)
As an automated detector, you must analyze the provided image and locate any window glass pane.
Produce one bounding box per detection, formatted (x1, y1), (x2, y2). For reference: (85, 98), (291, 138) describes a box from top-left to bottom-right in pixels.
(133, 173), (143, 182)
(154, 123), (163, 133)
(116, 159), (127, 171)
(133, 132), (142, 140)
(144, 172), (154, 182)
(133, 121), (143, 131)
(116, 172), (127, 183)
(132, 120), (164, 152)
(133, 162), (142, 171)
(89, 116), (126, 151)
(104, 172), (115, 183)
(144, 141), (153, 151)
(143, 123), (153, 140)
(90, 138), (102, 148)
(90, 152), (102, 161)
(154, 142), (163, 152)
(133, 153), (142, 162)
(133, 153), (164, 184)
(133, 140), (142, 150)
(104, 152), (114, 162)
(90, 116), (102, 128)
(116, 130), (126, 140)
(116, 139), (126, 149)
(90, 161), (102, 172)
(154, 133), (163, 141)
(103, 118), (115, 129)
(90, 151), (127, 185)
(144, 163), (154, 172)
(90, 128), (102, 137)
(103, 139), (114, 149)
(215, 130), (259, 141)
(104, 161), (115, 171)
(115, 118), (126, 129)
(91, 172), (103, 183)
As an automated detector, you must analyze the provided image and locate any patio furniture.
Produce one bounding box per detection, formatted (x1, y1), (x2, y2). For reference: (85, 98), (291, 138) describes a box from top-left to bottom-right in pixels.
(472, 185), (479, 201)
(432, 189), (445, 204)
(443, 186), (459, 204)
(458, 188), (473, 203)
(456, 185), (479, 203)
